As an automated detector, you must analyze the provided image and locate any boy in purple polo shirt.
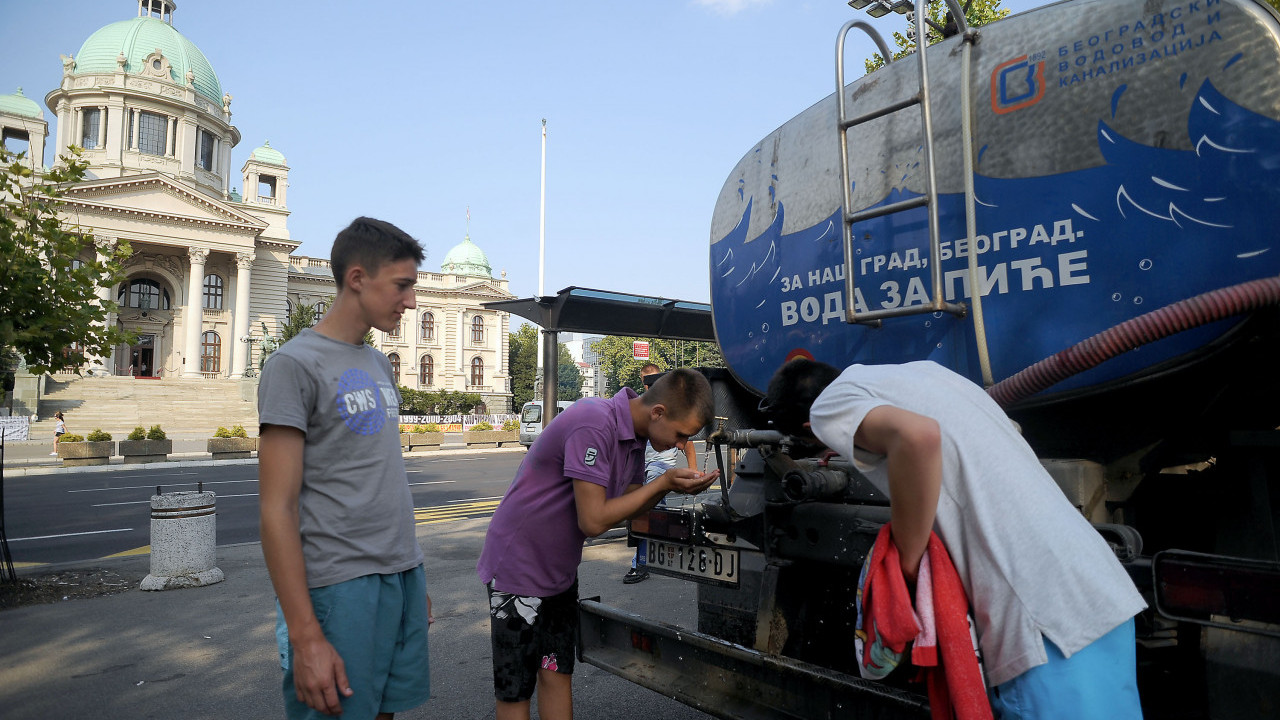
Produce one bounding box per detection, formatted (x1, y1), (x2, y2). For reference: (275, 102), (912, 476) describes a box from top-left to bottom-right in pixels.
(478, 368), (719, 720)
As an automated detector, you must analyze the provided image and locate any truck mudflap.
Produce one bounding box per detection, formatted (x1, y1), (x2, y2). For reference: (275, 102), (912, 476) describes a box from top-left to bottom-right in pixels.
(578, 598), (930, 720)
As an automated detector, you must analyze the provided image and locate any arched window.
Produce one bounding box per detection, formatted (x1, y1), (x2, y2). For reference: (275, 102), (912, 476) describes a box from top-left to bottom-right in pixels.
(200, 331), (221, 373)
(117, 278), (171, 309)
(202, 273), (223, 309)
(420, 312), (435, 342)
(388, 352), (400, 382)
(312, 301), (326, 326)
(471, 316), (484, 344)
(470, 356), (484, 386)
(419, 355), (433, 386)
(285, 298), (293, 316)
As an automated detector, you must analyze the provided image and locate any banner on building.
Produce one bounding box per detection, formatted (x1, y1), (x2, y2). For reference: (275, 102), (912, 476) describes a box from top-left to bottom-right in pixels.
(632, 341), (650, 360)
(0, 415), (31, 442)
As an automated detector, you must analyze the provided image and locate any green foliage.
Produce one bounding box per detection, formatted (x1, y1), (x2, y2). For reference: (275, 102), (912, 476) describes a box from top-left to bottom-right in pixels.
(85, 428), (112, 442)
(230, 424), (248, 438)
(280, 303), (318, 345)
(60, 433), (85, 442)
(470, 421), (494, 431)
(502, 418), (519, 432)
(0, 146), (135, 373)
(397, 386), (482, 415)
(422, 423), (441, 433)
(864, 0), (1010, 74)
(147, 424), (166, 440)
(557, 344), (583, 402)
(591, 336), (725, 396)
(213, 426), (232, 438)
(127, 426), (147, 441)
(507, 324), (538, 409)
(1269, 0), (1280, 12)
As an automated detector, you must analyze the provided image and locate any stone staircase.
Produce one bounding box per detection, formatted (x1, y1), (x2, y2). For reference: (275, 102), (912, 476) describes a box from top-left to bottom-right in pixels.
(32, 376), (259, 439)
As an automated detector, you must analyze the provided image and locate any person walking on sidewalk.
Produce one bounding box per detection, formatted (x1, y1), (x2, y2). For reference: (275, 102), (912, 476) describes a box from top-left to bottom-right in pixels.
(624, 364), (698, 584)
(478, 368), (720, 720)
(50, 412), (65, 456)
(259, 217), (433, 720)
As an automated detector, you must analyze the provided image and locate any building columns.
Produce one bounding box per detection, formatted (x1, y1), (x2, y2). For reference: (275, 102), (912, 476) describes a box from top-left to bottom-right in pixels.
(229, 252), (254, 378)
(182, 247), (208, 378)
(86, 236), (117, 376)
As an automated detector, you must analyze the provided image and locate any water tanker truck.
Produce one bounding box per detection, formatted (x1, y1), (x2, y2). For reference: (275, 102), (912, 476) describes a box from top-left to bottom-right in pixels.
(570, 1), (1280, 717)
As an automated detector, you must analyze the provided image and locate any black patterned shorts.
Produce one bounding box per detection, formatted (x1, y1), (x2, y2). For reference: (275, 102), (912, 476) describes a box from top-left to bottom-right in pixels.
(487, 579), (579, 702)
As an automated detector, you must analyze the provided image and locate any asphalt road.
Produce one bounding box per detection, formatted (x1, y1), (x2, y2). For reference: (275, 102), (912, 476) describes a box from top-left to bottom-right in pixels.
(2, 452), (525, 566)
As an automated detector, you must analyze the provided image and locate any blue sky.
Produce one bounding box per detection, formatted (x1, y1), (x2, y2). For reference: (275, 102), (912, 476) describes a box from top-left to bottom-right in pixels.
(4, 0), (1050, 307)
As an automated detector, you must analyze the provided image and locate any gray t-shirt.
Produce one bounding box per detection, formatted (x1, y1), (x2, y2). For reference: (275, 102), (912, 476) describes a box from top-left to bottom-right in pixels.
(808, 360), (1146, 687)
(258, 328), (423, 589)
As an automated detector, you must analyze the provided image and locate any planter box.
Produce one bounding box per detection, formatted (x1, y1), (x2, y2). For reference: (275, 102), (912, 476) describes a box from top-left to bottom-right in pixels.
(119, 438), (173, 464)
(401, 433), (411, 450)
(410, 432), (445, 450)
(58, 440), (115, 466)
(207, 437), (257, 460)
(463, 429), (518, 449)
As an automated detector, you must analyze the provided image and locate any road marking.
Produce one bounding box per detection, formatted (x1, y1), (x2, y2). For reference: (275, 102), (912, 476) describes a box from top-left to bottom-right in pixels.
(409, 481), (455, 487)
(9, 528), (134, 542)
(88, 471), (201, 480)
(105, 545), (151, 558)
(414, 499), (500, 524)
(456, 495), (504, 502)
(69, 478), (257, 493)
(92, 492), (259, 507)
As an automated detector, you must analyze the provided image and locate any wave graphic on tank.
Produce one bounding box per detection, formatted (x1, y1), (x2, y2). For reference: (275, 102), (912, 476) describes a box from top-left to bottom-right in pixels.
(711, 76), (1280, 396)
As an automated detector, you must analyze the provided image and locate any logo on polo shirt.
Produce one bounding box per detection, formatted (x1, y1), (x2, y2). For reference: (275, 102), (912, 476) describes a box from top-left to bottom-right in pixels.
(584, 448), (598, 466)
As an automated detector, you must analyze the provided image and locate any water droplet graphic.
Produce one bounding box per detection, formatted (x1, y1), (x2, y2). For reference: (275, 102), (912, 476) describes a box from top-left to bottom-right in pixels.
(1133, 296), (1144, 305)
(924, 321), (931, 328)
(761, 323), (770, 333)
(933, 311), (944, 319)
(1112, 293), (1122, 302)
(1139, 259), (1152, 270)
(748, 332), (754, 338)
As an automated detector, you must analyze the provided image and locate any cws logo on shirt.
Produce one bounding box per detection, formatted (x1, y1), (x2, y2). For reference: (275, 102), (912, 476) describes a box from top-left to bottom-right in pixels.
(335, 368), (399, 435)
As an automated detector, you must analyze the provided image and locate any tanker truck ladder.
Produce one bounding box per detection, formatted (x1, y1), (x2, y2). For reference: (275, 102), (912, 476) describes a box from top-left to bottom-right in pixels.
(835, 0), (971, 327)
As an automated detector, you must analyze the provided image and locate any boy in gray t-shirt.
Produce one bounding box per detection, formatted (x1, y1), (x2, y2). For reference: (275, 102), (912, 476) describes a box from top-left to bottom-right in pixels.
(259, 217), (432, 720)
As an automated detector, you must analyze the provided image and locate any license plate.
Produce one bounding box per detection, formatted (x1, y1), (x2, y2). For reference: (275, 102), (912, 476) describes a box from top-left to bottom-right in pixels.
(647, 541), (739, 586)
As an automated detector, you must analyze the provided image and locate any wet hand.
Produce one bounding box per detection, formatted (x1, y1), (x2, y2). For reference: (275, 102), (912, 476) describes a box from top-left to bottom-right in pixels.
(666, 467), (720, 495)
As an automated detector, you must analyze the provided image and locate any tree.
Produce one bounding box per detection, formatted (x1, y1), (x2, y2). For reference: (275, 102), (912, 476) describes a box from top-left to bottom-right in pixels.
(557, 344), (583, 401)
(507, 324), (538, 408)
(864, 0), (1010, 74)
(279, 302), (318, 345)
(592, 336), (724, 396)
(0, 147), (133, 373)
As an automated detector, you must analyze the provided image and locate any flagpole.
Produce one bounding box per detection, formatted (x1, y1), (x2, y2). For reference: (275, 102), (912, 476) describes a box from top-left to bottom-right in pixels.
(539, 119), (547, 298)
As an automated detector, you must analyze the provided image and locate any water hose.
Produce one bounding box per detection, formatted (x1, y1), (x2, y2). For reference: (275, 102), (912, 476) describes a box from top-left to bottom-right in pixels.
(987, 276), (1280, 408)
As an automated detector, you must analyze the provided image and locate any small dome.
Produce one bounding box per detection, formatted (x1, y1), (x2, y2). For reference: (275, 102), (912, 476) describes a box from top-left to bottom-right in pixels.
(73, 16), (223, 104)
(250, 140), (286, 165)
(0, 87), (43, 119)
(228, 187), (243, 202)
(441, 235), (492, 278)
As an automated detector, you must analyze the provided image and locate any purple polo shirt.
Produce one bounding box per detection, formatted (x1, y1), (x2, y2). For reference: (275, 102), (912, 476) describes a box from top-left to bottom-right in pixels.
(477, 388), (646, 596)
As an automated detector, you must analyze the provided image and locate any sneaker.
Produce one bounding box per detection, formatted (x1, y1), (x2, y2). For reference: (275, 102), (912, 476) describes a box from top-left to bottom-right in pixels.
(623, 567), (649, 584)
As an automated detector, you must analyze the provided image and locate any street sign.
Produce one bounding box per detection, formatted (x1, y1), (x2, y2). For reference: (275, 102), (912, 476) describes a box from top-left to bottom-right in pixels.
(632, 341), (650, 360)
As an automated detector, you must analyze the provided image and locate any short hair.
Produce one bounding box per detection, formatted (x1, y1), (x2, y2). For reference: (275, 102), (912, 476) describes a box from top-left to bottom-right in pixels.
(762, 358), (842, 436)
(330, 217), (425, 289)
(642, 368), (715, 428)
(640, 363), (662, 389)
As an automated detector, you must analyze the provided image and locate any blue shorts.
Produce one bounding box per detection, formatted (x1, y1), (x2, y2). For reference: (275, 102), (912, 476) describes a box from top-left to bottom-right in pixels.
(281, 565), (431, 720)
(989, 618), (1142, 720)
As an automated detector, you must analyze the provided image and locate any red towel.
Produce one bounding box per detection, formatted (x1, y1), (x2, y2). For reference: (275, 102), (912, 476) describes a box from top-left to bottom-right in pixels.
(861, 524), (992, 720)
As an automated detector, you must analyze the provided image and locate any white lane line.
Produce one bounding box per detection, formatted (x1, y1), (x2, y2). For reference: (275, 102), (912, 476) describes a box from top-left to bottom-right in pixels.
(92, 492), (260, 507)
(9, 528), (134, 542)
(409, 481), (455, 486)
(69, 479), (258, 493)
(91, 472), (201, 480)
(452, 496), (504, 503)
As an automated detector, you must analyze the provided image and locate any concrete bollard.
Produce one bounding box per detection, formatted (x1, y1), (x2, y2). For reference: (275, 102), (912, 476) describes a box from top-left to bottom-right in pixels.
(140, 489), (225, 591)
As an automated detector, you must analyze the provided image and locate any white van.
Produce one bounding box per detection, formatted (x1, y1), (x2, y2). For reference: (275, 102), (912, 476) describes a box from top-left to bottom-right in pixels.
(519, 400), (575, 448)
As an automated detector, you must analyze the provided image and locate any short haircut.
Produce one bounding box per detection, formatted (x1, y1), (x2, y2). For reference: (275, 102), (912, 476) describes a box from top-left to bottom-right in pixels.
(642, 368), (715, 428)
(640, 363), (661, 376)
(762, 358), (842, 436)
(330, 217), (425, 289)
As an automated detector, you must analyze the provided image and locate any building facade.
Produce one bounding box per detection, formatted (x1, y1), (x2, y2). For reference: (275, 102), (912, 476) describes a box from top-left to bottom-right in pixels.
(0, 0), (515, 411)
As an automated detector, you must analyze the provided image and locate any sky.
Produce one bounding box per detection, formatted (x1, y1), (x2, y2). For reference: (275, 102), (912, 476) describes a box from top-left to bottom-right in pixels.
(3, 0), (1051, 309)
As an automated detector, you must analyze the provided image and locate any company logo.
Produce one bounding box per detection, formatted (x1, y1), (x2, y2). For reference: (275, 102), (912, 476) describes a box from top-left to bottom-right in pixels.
(584, 448), (598, 466)
(336, 367), (386, 435)
(991, 55), (1045, 115)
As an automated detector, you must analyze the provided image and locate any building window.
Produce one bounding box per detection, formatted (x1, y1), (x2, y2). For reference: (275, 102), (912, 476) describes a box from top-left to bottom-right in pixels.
(470, 357), (484, 386)
(388, 353), (400, 382)
(197, 128), (215, 171)
(420, 312), (435, 342)
(258, 175), (277, 205)
(285, 298), (293, 316)
(202, 273), (223, 309)
(389, 321), (401, 339)
(200, 331), (221, 373)
(81, 109), (102, 149)
(419, 355), (433, 386)
(471, 316), (484, 344)
(117, 278), (171, 309)
(312, 301), (326, 325)
(137, 111), (168, 156)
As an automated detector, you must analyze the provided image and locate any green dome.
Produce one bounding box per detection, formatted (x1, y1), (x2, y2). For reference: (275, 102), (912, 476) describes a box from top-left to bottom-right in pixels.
(441, 235), (492, 277)
(250, 140), (286, 165)
(0, 87), (43, 119)
(74, 17), (222, 104)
